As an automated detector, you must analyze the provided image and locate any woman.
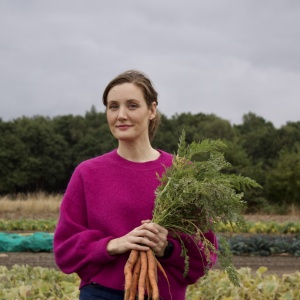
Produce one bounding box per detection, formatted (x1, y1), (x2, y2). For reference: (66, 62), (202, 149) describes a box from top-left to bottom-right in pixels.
(54, 70), (217, 300)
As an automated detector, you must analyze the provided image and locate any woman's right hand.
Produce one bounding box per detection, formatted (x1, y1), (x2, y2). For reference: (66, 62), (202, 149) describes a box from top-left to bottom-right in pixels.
(106, 222), (160, 256)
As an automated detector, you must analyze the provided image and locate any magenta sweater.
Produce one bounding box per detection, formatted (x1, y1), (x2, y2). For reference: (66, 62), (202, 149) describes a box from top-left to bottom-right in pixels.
(54, 149), (217, 300)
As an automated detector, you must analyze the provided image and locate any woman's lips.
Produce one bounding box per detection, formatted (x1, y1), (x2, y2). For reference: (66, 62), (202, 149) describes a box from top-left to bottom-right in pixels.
(116, 125), (132, 130)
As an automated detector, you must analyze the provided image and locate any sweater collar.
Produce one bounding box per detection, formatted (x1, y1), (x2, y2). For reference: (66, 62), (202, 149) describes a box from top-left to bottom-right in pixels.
(109, 149), (170, 170)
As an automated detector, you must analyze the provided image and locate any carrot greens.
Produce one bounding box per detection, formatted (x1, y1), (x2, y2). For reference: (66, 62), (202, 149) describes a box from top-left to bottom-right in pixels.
(151, 130), (261, 286)
(123, 131), (261, 298)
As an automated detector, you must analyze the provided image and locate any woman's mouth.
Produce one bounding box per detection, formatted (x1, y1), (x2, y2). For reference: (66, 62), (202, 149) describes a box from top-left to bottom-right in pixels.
(116, 124), (132, 130)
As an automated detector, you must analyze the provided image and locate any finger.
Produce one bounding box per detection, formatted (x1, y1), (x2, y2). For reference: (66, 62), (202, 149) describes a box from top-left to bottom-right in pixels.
(129, 235), (157, 248)
(154, 224), (169, 235)
(141, 223), (159, 234)
(142, 222), (168, 237)
(141, 219), (152, 224)
(134, 228), (159, 241)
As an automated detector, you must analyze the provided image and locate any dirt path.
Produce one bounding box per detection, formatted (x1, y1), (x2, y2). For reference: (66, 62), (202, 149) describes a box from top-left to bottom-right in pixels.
(216, 255), (300, 276)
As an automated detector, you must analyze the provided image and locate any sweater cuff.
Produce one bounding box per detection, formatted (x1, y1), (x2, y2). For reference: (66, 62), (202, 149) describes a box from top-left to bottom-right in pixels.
(160, 240), (174, 259)
(158, 237), (181, 262)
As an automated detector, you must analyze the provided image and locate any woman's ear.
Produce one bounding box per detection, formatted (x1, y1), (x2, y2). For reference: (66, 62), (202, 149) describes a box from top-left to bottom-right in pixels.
(149, 102), (157, 120)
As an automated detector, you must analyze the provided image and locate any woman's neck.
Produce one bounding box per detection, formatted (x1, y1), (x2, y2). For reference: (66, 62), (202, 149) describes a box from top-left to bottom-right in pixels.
(117, 140), (160, 162)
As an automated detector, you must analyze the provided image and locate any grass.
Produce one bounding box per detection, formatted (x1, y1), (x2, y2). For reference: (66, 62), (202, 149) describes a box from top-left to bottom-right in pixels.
(0, 192), (299, 222)
(250, 202), (300, 215)
(0, 192), (62, 219)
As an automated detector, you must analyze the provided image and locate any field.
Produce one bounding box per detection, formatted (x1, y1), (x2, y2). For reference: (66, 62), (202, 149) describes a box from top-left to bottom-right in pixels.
(0, 193), (299, 274)
(0, 193), (300, 299)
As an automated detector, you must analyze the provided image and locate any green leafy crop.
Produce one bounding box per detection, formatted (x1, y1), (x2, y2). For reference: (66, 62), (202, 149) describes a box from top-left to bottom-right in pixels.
(152, 130), (261, 286)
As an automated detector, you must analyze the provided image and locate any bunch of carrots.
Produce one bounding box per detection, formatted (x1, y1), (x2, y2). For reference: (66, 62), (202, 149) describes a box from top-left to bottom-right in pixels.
(124, 248), (168, 300)
(123, 131), (260, 299)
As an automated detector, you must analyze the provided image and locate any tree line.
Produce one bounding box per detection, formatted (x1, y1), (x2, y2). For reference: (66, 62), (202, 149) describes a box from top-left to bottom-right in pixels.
(1, 106), (299, 212)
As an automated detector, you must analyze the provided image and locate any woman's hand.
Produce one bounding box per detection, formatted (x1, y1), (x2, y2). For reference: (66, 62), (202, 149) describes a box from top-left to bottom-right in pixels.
(141, 220), (168, 257)
(106, 220), (168, 256)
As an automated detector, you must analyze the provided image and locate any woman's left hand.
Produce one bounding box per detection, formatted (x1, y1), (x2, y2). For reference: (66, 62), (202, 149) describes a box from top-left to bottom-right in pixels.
(141, 220), (168, 257)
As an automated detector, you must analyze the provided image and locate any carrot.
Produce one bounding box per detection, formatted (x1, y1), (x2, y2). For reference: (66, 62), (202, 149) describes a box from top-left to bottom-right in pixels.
(146, 249), (159, 300)
(145, 275), (151, 299)
(157, 259), (172, 299)
(124, 249), (139, 300)
(129, 254), (141, 300)
(156, 259), (169, 284)
(138, 250), (148, 300)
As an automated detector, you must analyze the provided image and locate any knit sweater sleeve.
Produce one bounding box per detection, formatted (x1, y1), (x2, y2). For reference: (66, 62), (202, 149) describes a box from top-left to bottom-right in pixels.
(158, 230), (218, 285)
(53, 166), (117, 282)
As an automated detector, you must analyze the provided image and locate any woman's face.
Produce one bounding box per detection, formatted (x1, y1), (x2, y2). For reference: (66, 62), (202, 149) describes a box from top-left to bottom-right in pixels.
(106, 83), (156, 143)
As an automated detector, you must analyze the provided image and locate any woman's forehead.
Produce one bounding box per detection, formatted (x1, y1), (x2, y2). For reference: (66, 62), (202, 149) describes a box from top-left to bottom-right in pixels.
(107, 83), (144, 101)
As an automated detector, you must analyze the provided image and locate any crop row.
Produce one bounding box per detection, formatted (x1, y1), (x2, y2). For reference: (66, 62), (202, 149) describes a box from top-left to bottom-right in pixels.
(1, 219), (300, 234)
(186, 266), (300, 300)
(0, 219), (57, 232)
(0, 265), (80, 300)
(226, 235), (300, 256)
(0, 265), (299, 300)
(218, 221), (300, 234)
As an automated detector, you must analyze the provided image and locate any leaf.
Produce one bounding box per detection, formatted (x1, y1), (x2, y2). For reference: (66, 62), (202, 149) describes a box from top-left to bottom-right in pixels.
(19, 283), (31, 298)
(256, 266), (268, 277)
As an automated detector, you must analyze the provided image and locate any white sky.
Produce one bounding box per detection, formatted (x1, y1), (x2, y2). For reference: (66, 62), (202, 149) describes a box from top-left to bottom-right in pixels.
(1, 0), (300, 128)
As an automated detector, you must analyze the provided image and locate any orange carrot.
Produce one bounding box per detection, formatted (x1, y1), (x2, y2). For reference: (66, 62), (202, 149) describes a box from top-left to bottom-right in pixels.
(129, 254), (141, 300)
(146, 249), (159, 300)
(138, 250), (148, 300)
(145, 274), (151, 299)
(157, 259), (172, 299)
(124, 249), (139, 300)
(156, 259), (169, 283)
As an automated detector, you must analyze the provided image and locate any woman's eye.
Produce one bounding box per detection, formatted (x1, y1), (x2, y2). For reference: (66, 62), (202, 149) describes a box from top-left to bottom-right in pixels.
(109, 104), (118, 110)
(129, 104), (138, 109)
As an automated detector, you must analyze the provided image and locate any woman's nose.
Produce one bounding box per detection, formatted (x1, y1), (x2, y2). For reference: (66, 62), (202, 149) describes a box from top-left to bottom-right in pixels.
(117, 107), (127, 120)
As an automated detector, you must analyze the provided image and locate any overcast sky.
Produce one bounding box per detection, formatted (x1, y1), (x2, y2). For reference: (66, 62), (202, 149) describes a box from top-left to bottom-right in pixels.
(1, 0), (299, 128)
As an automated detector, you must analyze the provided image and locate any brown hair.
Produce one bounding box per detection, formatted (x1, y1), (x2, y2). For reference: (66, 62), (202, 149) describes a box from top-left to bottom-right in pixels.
(102, 70), (161, 141)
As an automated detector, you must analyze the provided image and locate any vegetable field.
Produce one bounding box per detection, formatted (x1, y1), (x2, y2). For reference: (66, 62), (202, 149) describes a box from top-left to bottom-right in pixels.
(0, 194), (299, 299)
(0, 227), (299, 299)
(1, 265), (299, 300)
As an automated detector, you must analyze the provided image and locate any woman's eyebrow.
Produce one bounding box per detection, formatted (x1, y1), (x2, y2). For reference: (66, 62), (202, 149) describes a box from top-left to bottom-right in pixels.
(108, 98), (141, 103)
(126, 99), (141, 102)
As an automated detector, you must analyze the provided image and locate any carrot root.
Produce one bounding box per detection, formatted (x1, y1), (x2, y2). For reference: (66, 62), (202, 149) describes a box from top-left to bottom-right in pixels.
(124, 249), (171, 300)
(138, 250), (148, 300)
(147, 249), (159, 300)
(129, 254), (141, 300)
(157, 258), (172, 300)
(145, 274), (151, 299)
(124, 249), (139, 300)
